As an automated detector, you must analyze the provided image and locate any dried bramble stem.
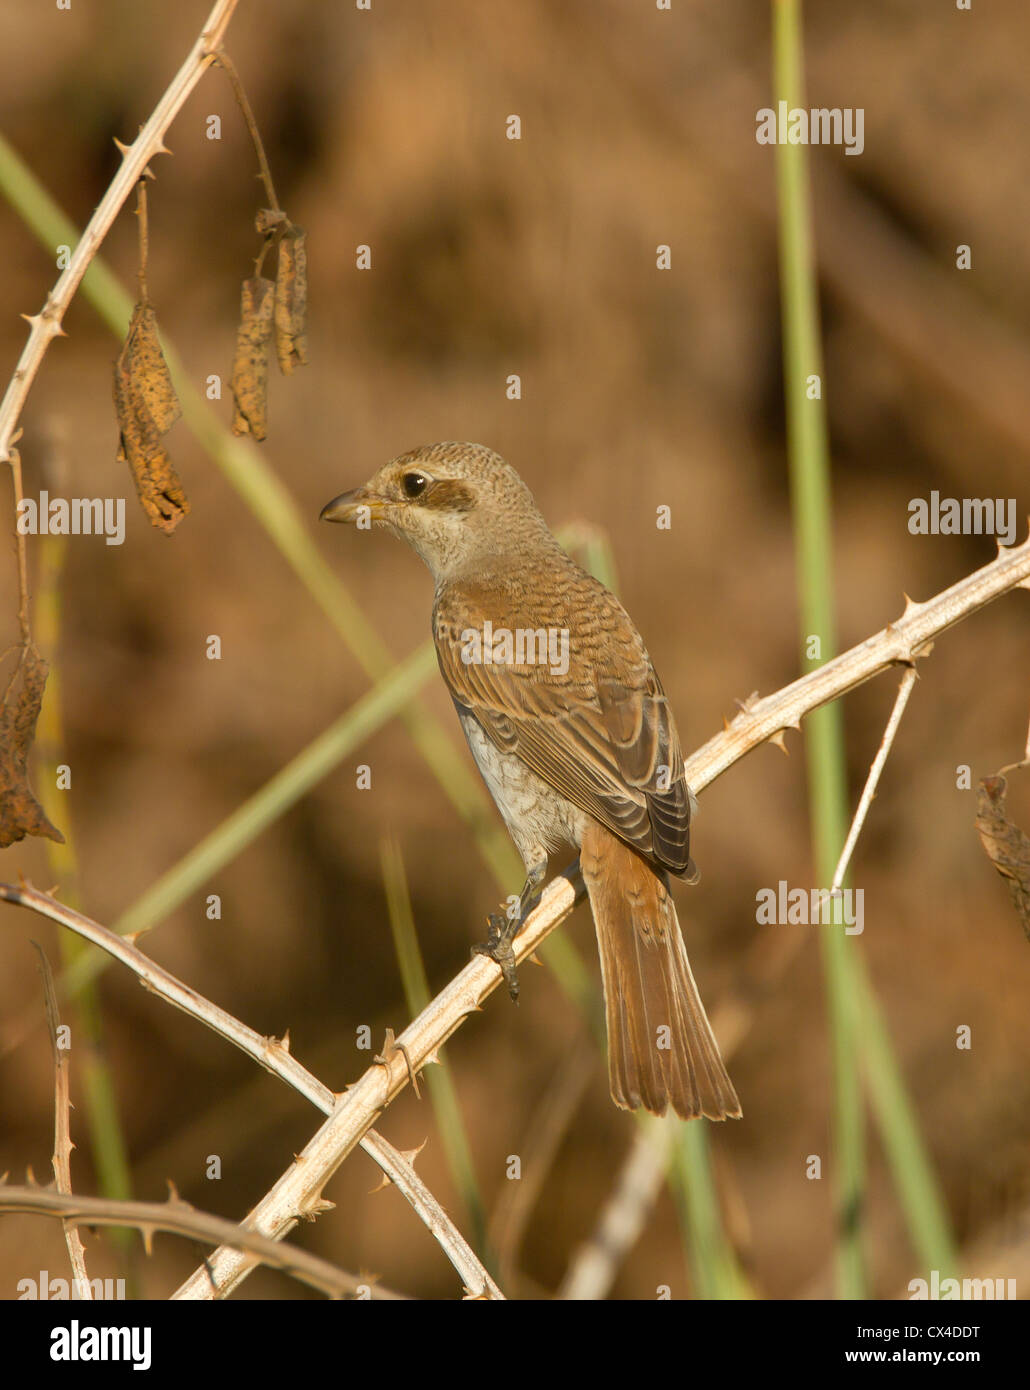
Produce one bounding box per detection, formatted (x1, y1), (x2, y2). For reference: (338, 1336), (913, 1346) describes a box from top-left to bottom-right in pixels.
(7, 447), (31, 649)
(0, 1186), (388, 1300)
(686, 529), (1030, 792)
(32, 945), (92, 1298)
(135, 178), (151, 304)
(829, 665), (919, 895)
(0, 882), (503, 1300)
(212, 50), (282, 216)
(0, 0), (241, 469)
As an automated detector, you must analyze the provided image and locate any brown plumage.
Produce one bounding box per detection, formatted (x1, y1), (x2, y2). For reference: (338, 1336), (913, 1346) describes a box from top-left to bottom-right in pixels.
(321, 442), (740, 1121)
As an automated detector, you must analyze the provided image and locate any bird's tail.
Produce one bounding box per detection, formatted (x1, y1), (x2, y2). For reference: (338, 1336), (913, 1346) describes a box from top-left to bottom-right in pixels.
(580, 820), (741, 1121)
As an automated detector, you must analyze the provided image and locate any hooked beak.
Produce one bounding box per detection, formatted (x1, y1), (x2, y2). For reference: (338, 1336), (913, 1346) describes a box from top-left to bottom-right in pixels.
(319, 486), (389, 524)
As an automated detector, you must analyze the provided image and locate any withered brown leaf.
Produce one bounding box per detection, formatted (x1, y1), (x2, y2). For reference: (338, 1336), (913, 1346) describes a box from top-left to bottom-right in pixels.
(0, 647), (64, 849)
(975, 772), (1030, 940)
(116, 431), (191, 533)
(113, 301), (189, 533)
(118, 302), (180, 435)
(231, 276), (275, 439)
(274, 227), (308, 375)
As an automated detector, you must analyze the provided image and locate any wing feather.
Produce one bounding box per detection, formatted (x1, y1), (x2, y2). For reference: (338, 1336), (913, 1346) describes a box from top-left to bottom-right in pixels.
(434, 571), (694, 876)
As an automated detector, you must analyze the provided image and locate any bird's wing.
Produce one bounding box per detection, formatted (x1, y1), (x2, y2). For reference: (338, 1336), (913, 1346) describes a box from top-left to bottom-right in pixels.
(433, 575), (694, 876)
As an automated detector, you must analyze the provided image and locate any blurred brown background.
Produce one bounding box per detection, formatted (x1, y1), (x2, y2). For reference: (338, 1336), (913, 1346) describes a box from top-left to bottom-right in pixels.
(1, 0), (1028, 1299)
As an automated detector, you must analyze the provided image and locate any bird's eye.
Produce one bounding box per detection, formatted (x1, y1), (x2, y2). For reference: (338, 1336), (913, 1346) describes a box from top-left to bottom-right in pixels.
(402, 471), (429, 499)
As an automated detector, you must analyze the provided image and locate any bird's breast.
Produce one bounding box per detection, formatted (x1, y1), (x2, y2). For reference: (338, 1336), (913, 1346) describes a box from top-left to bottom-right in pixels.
(456, 706), (584, 857)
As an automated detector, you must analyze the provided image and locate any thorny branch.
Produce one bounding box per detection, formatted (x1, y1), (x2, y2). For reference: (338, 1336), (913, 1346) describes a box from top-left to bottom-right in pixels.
(0, 883), (503, 1301)
(167, 528), (1029, 1299)
(7, 450), (31, 648)
(0, 0), (240, 468)
(0, 1185), (399, 1300)
(33, 943), (91, 1297)
(2, 532), (1027, 1298)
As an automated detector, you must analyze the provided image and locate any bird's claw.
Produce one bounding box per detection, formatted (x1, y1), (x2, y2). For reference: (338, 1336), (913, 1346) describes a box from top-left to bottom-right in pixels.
(472, 911), (520, 1003)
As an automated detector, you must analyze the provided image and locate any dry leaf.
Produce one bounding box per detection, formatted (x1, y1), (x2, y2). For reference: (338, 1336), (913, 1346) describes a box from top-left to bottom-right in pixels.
(274, 227), (308, 375)
(975, 772), (1030, 940)
(113, 301), (189, 533)
(0, 647), (64, 849)
(118, 303), (180, 435)
(231, 276), (275, 439)
(117, 433), (191, 532)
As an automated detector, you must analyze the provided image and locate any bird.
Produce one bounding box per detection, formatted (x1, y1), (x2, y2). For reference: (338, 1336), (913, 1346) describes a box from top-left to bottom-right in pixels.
(321, 442), (741, 1122)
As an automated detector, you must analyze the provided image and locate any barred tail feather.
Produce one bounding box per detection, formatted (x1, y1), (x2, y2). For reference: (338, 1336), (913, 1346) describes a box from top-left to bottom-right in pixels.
(580, 820), (741, 1122)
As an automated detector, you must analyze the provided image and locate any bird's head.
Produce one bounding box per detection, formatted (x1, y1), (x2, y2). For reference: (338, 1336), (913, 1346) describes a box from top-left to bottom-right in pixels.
(320, 441), (556, 584)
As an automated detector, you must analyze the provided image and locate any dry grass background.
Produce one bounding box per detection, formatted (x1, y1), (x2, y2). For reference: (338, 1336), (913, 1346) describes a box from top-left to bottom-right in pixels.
(0, 0), (1028, 1298)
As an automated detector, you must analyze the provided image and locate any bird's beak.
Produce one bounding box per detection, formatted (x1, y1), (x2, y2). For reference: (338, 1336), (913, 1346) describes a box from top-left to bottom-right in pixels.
(319, 486), (389, 524)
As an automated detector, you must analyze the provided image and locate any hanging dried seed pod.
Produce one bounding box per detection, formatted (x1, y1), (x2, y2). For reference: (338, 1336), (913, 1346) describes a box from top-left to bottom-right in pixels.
(116, 426), (190, 532)
(113, 301), (189, 533)
(976, 771), (1030, 941)
(118, 302), (180, 435)
(274, 226), (308, 375)
(231, 276), (275, 438)
(0, 645), (65, 848)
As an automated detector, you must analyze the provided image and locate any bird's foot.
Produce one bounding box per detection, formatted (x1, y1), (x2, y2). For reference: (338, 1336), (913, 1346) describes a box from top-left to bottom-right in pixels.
(472, 911), (520, 1003)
